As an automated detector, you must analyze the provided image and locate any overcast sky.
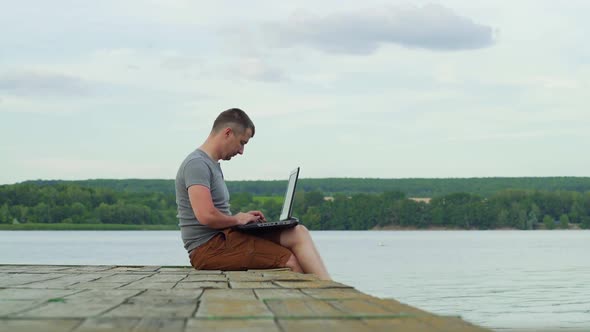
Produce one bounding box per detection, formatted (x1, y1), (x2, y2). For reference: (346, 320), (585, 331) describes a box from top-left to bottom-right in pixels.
(1, 0), (588, 184)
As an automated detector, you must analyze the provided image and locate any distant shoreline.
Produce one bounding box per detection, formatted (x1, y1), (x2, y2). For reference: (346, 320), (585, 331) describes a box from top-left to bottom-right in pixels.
(371, 225), (505, 231)
(0, 223), (585, 231)
(371, 225), (584, 231)
(0, 224), (178, 231)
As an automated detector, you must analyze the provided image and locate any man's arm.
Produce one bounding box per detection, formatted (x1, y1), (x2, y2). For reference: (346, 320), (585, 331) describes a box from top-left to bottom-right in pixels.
(188, 185), (259, 229)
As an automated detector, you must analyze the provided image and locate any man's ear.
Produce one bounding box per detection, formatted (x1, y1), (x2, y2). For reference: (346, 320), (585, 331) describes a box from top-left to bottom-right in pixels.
(223, 127), (232, 137)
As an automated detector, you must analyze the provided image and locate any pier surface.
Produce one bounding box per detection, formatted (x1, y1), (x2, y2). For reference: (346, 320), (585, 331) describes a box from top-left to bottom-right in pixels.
(0, 265), (490, 331)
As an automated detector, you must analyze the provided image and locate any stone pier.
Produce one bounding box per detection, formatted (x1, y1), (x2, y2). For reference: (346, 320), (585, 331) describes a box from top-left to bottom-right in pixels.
(0, 265), (490, 331)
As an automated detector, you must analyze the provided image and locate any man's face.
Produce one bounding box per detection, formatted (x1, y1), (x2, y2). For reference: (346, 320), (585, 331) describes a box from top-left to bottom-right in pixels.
(222, 127), (252, 161)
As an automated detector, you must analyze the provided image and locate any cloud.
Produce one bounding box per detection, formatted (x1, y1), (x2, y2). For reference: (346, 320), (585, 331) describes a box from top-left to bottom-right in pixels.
(262, 4), (495, 54)
(0, 71), (91, 97)
(25, 157), (170, 179)
(529, 76), (579, 89)
(160, 54), (200, 71)
(233, 58), (287, 82)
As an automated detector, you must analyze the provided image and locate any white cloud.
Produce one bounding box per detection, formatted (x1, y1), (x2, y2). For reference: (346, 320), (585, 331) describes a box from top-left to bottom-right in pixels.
(234, 58), (287, 82)
(529, 76), (579, 89)
(0, 96), (86, 115)
(262, 4), (495, 54)
(0, 71), (91, 97)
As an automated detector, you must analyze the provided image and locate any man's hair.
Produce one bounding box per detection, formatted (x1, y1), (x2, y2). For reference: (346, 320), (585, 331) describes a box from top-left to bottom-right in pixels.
(211, 108), (255, 137)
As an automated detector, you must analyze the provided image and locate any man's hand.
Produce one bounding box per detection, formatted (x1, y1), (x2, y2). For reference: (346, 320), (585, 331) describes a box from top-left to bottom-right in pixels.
(234, 212), (262, 226)
(247, 210), (266, 221)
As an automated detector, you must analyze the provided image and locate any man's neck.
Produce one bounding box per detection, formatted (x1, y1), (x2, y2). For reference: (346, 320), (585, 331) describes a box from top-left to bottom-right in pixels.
(199, 141), (220, 162)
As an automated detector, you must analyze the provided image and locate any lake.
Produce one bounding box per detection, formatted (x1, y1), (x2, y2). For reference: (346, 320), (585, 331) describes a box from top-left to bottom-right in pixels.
(0, 230), (588, 331)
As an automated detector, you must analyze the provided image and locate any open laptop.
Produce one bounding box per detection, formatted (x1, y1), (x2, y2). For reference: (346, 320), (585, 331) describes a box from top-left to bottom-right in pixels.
(235, 167), (300, 232)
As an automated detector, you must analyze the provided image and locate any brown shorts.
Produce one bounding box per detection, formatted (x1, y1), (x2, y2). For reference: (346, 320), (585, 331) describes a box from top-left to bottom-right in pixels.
(189, 228), (292, 271)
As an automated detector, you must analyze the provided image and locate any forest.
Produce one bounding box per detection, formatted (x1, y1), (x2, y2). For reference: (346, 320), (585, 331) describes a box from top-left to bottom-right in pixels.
(25, 176), (590, 197)
(1, 178), (589, 230)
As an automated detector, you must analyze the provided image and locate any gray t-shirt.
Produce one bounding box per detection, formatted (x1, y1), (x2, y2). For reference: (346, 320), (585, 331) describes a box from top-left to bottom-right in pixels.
(175, 148), (231, 253)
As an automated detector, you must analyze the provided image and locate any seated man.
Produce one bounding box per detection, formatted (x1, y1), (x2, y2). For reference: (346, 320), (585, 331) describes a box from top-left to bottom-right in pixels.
(175, 108), (330, 280)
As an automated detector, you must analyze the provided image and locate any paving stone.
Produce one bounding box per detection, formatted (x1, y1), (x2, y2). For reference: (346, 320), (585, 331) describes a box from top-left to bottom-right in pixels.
(0, 265), (71, 273)
(265, 299), (344, 318)
(0, 318), (81, 332)
(139, 289), (203, 299)
(94, 274), (151, 283)
(66, 289), (144, 301)
(196, 299), (273, 319)
(200, 289), (256, 301)
(74, 318), (185, 332)
(362, 317), (438, 332)
(0, 288), (80, 301)
(184, 274), (227, 282)
(415, 315), (492, 332)
(0, 300), (43, 316)
(278, 319), (369, 332)
(224, 271), (271, 282)
(0, 273), (67, 287)
(14, 274), (102, 289)
(16, 289), (142, 318)
(109, 266), (161, 272)
(74, 317), (140, 332)
(302, 288), (374, 300)
(274, 280), (352, 289)
(120, 281), (177, 290)
(227, 275), (275, 282)
(185, 270), (223, 275)
(230, 281), (278, 289)
(186, 318), (280, 332)
(17, 301), (122, 318)
(261, 271), (319, 281)
(328, 299), (400, 317)
(60, 266), (116, 273)
(157, 267), (194, 273)
(247, 268), (291, 272)
(102, 297), (197, 318)
(141, 274), (187, 283)
(363, 316), (491, 332)
(364, 297), (436, 317)
(68, 282), (127, 289)
(196, 288), (271, 319)
(133, 318), (186, 332)
(0, 267), (26, 273)
(174, 282), (227, 289)
(254, 289), (311, 300)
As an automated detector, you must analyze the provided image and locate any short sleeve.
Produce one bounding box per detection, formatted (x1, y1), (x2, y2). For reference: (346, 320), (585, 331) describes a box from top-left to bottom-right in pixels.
(183, 158), (212, 189)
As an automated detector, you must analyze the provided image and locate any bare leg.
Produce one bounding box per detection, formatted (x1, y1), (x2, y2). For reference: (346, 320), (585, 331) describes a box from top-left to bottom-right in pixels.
(284, 254), (303, 273)
(277, 225), (331, 280)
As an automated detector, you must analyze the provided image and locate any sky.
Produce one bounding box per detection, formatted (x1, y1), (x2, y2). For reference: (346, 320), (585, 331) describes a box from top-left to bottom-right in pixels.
(1, 0), (589, 184)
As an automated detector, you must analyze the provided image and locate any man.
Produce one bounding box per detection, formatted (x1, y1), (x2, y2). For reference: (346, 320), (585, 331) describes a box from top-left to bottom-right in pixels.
(175, 108), (330, 280)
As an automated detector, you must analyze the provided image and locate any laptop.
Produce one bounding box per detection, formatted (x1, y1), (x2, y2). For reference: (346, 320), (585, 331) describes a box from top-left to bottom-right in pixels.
(235, 167), (300, 232)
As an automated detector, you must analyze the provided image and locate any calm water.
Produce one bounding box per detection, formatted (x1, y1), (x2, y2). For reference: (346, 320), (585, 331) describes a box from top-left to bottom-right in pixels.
(0, 230), (589, 331)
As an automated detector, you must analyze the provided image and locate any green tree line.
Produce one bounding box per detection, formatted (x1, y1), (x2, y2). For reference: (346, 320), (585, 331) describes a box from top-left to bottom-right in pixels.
(0, 183), (177, 225)
(24, 176), (590, 197)
(231, 190), (590, 230)
(2, 183), (590, 230)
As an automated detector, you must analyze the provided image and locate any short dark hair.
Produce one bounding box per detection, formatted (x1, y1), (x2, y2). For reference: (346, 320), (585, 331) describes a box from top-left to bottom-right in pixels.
(212, 108), (255, 137)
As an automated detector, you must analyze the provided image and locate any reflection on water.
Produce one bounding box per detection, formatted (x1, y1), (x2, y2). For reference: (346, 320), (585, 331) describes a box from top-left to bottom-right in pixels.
(1, 230), (589, 331)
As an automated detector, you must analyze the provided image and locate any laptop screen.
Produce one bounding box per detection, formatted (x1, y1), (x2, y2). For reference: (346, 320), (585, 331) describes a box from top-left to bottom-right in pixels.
(279, 167), (300, 221)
